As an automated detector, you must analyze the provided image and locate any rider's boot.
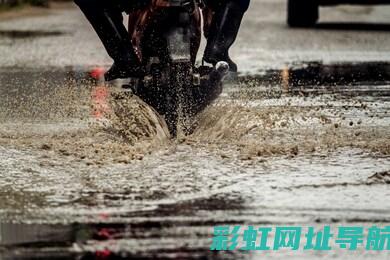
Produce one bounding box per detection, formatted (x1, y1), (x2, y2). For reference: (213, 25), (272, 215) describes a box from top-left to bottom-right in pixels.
(74, 0), (145, 80)
(203, 1), (247, 72)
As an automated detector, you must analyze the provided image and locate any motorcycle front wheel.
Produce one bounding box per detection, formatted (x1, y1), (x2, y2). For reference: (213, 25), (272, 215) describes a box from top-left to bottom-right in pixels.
(165, 61), (194, 136)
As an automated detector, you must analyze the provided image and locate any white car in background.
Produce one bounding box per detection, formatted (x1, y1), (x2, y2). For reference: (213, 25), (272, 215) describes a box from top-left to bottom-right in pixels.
(287, 0), (390, 27)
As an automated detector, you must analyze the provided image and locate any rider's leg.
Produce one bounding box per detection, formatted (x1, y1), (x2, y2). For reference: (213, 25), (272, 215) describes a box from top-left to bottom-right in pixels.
(74, 0), (148, 80)
(203, 0), (250, 72)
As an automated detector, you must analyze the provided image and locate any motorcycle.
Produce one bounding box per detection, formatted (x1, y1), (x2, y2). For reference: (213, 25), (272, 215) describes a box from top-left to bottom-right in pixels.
(121, 0), (230, 136)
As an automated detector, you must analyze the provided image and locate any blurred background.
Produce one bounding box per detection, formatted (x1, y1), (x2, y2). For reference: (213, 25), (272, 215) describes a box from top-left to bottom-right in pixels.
(1, 0), (390, 73)
(1, 1), (390, 259)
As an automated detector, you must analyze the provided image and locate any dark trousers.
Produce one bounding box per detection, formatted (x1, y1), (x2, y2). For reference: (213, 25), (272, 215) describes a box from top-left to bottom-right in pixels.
(74, 0), (249, 64)
(205, 0), (250, 12)
(74, 0), (149, 63)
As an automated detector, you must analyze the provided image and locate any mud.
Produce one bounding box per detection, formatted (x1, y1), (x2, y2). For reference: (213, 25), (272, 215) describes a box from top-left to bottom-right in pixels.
(191, 94), (390, 157)
(1, 65), (389, 167)
(0, 29), (65, 39)
(0, 70), (171, 166)
(0, 67), (389, 259)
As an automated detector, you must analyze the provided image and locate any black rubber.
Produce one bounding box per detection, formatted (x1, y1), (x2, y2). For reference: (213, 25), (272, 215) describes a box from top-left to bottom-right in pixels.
(287, 0), (319, 28)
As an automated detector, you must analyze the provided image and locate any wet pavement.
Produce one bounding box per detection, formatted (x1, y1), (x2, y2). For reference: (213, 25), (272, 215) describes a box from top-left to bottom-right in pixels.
(1, 0), (390, 259)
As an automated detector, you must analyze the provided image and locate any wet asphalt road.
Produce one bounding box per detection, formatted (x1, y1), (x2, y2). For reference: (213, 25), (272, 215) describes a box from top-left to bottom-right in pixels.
(0, 0), (390, 259)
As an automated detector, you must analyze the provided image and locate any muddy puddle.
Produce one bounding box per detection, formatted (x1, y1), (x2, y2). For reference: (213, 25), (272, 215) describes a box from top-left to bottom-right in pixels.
(0, 62), (389, 259)
(0, 29), (65, 39)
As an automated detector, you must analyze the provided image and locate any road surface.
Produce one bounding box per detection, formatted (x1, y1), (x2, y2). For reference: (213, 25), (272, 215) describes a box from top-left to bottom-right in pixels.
(0, 1), (389, 259)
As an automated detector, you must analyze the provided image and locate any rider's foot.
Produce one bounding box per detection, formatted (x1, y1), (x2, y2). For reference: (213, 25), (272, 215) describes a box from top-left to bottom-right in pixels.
(203, 1), (246, 73)
(204, 52), (237, 73)
(104, 62), (145, 81)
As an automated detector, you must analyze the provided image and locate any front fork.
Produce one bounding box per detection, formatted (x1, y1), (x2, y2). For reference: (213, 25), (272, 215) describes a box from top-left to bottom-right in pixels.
(166, 10), (192, 63)
(165, 10), (194, 135)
